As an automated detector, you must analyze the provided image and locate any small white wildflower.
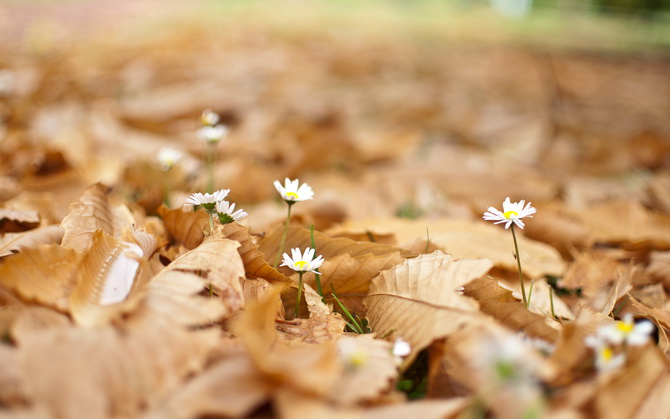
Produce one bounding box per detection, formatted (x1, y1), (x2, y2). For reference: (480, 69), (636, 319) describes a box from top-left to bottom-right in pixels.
(392, 338), (411, 365)
(184, 189), (230, 210)
(585, 335), (626, 373)
(280, 247), (324, 274)
(197, 124), (229, 144)
(274, 178), (314, 203)
(597, 314), (654, 347)
(200, 109), (220, 126)
(156, 147), (183, 171)
(215, 200), (247, 224)
(338, 338), (368, 369)
(483, 197), (537, 229)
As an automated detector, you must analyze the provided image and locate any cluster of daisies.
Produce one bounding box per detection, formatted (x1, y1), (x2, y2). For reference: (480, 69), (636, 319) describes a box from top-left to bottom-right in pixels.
(586, 314), (654, 372)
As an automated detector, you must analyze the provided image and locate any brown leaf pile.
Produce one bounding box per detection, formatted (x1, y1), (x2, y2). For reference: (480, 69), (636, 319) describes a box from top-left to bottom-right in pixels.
(1, 2), (670, 418)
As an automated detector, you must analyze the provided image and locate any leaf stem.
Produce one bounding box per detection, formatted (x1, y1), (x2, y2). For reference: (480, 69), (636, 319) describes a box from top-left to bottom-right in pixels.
(273, 202), (293, 268)
(294, 271), (304, 319)
(510, 224), (528, 307)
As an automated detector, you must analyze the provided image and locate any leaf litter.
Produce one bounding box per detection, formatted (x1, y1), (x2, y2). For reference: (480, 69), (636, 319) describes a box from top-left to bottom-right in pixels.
(1, 2), (670, 418)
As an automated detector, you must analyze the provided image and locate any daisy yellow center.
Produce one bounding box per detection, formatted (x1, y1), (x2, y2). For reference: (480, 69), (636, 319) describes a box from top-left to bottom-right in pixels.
(601, 347), (612, 362)
(286, 192), (298, 200)
(503, 210), (519, 219)
(294, 260), (308, 270)
(349, 351), (368, 368)
(617, 321), (634, 335)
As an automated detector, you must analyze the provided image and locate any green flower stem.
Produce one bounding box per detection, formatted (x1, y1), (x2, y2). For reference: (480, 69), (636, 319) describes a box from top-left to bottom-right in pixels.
(549, 285), (557, 319)
(206, 143), (215, 194)
(273, 202), (293, 268)
(294, 271), (304, 319)
(510, 224), (528, 307)
(208, 211), (215, 235)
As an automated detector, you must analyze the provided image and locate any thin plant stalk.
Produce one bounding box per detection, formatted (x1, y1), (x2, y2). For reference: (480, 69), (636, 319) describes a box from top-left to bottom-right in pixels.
(294, 271), (304, 319)
(206, 143), (215, 194)
(331, 290), (365, 334)
(208, 212), (215, 235)
(273, 202), (293, 268)
(549, 286), (557, 319)
(310, 224), (323, 297)
(510, 224), (528, 307)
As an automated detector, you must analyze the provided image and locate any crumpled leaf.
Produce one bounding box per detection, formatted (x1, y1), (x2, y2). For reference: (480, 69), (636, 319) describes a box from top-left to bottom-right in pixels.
(0, 225), (64, 258)
(69, 230), (154, 327)
(221, 221), (291, 283)
(0, 244), (80, 311)
(158, 205), (207, 250)
(365, 251), (493, 364)
(60, 183), (136, 253)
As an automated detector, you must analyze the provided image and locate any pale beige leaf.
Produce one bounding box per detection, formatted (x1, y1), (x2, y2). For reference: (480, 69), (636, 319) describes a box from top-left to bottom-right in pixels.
(463, 277), (561, 342)
(365, 251), (493, 363)
(0, 225), (64, 258)
(497, 278), (574, 320)
(329, 218), (565, 278)
(363, 398), (468, 419)
(0, 245), (79, 311)
(0, 345), (25, 407)
(158, 205), (207, 250)
(0, 208), (40, 224)
(277, 284), (345, 344)
(168, 234), (245, 313)
(10, 306), (72, 344)
(221, 221), (291, 283)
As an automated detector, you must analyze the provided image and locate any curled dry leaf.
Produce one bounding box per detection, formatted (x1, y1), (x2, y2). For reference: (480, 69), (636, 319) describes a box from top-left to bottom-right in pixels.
(69, 231), (152, 327)
(365, 251), (493, 364)
(167, 234), (245, 313)
(464, 277), (561, 342)
(158, 205), (207, 250)
(0, 225), (64, 258)
(0, 244), (80, 311)
(60, 183), (136, 253)
(221, 221), (291, 283)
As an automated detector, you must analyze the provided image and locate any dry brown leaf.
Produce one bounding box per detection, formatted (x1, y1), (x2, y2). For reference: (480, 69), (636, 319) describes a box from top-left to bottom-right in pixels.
(0, 225), (64, 258)
(157, 205), (207, 250)
(328, 218), (565, 278)
(463, 277), (561, 342)
(365, 251), (493, 364)
(232, 284), (343, 397)
(17, 320), (220, 419)
(60, 183), (136, 253)
(0, 209), (40, 233)
(260, 225), (404, 315)
(570, 200), (670, 249)
(522, 204), (594, 258)
(221, 221), (291, 283)
(146, 353), (272, 419)
(593, 345), (670, 419)
(0, 345), (25, 407)
(0, 244), (79, 311)
(167, 234), (245, 313)
(10, 306), (72, 344)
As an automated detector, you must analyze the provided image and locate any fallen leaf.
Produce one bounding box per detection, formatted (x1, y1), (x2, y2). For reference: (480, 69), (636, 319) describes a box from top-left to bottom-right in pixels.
(157, 205), (207, 250)
(0, 225), (64, 258)
(365, 251), (493, 364)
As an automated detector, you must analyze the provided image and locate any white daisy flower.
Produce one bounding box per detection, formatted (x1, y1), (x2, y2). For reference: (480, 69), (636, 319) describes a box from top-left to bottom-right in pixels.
(215, 200), (247, 224)
(197, 124), (229, 144)
(338, 337), (369, 369)
(392, 337), (411, 365)
(200, 109), (220, 126)
(483, 197), (537, 229)
(184, 189), (230, 210)
(274, 178), (314, 203)
(597, 314), (654, 347)
(280, 247), (324, 274)
(156, 147), (183, 171)
(585, 335), (626, 373)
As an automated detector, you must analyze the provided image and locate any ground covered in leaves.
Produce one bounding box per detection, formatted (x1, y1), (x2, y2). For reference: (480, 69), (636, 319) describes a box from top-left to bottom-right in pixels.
(1, 2), (670, 418)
